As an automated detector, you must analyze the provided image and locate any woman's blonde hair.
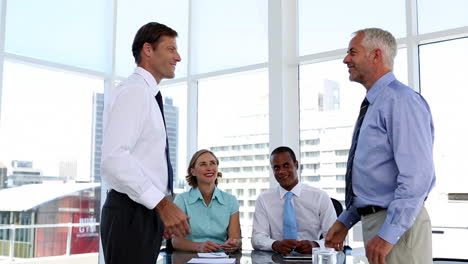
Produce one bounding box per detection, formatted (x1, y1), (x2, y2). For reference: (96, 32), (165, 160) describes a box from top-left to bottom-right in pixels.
(186, 149), (222, 187)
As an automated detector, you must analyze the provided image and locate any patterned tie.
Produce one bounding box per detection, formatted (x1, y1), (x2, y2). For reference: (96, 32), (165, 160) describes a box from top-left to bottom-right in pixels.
(155, 91), (174, 194)
(283, 192), (297, 239)
(345, 98), (370, 209)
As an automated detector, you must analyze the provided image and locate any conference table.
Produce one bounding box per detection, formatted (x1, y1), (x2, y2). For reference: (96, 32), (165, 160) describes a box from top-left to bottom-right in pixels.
(162, 249), (369, 264)
(162, 250), (468, 264)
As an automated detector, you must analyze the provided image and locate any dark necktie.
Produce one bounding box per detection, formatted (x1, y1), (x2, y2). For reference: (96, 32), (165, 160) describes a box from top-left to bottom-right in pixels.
(345, 98), (369, 209)
(155, 91), (174, 194)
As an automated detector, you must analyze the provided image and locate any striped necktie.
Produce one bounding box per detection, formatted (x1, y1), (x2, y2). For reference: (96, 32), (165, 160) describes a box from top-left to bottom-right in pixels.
(345, 98), (369, 209)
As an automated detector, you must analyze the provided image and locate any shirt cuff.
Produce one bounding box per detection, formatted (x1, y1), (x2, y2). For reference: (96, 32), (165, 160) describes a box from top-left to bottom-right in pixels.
(267, 239), (276, 251)
(377, 222), (406, 245)
(314, 239), (325, 249)
(136, 184), (165, 210)
(337, 206), (361, 229)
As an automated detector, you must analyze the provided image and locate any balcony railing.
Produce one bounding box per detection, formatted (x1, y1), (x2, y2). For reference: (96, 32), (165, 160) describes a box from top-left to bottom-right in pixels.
(0, 222), (100, 261)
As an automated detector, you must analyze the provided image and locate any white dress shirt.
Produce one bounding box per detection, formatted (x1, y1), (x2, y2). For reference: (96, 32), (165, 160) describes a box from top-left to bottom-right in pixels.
(251, 183), (336, 250)
(101, 67), (169, 210)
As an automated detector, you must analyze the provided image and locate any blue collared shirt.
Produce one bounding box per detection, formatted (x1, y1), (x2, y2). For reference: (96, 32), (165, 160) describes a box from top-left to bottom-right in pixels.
(174, 187), (239, 244)
(338, 72), (435, 244)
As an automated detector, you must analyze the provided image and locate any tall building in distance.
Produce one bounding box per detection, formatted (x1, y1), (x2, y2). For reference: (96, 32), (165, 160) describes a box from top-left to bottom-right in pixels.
(164, 97), (179, 186)
(91, 92), (104, 183)
(59, 160), (78, 181)
(11, 160), (33, 168)
(6, 160), (68, 187)
(7, 160), (42, 187)
(318, 79), (340, 111)
(0, 162), (7, 189)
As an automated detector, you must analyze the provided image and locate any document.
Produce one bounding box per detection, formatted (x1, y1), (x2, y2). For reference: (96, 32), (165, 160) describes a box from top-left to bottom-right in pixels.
(197, 252), (228, 258)
(187, 258), (235, 264)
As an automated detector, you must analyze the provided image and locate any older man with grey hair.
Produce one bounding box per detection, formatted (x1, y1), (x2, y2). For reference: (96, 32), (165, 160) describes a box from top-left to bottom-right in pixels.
(325, 28), (435, 264)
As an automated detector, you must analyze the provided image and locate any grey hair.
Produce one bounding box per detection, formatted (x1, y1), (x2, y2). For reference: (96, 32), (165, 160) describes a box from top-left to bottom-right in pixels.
(353, 28), (397, 69)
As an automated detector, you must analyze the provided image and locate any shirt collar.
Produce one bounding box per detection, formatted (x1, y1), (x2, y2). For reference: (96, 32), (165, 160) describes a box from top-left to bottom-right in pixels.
(134, 66), (160, 97)
(188, 187), (225, 205)
(365, 72), (396, 105)
(279, 182), (302, 199)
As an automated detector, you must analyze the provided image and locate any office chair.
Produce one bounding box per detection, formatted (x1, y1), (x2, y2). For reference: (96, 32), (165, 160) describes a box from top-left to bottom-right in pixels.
(320, 198), (344, 240)
(330, 197), (343, 217)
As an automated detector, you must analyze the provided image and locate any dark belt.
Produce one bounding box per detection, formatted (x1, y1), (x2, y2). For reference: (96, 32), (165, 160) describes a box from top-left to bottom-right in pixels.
(357, 205), (386, 216)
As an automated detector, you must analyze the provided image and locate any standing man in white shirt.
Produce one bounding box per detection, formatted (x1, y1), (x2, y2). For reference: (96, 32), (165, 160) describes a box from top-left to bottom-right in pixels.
(251, 146), (336, 255)
(100, 22), (190, 264)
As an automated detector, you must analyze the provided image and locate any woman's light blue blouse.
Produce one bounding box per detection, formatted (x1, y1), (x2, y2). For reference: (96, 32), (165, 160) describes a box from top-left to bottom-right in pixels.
(174, 187), (239, 244)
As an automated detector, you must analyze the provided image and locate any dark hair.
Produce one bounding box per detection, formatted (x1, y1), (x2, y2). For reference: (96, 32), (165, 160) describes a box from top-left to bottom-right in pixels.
(132, 22), (178, 64)
(270, 146), (297, 163)
(186, 149), (222, 187)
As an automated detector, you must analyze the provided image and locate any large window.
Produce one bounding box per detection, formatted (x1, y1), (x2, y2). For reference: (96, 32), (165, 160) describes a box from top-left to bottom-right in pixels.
(197, 70), (269, 149)
(197, 70), (269, 249)
(418, 0), (468, 34)
(160, 83), (188, 188)
(115, 0), (189, 77)
(0, 61), (104, 180)
(190, 0), (268, 74)
(298, 0), (406, 55)
(5, 0), (113, 72)
(420, 38), (468, 259)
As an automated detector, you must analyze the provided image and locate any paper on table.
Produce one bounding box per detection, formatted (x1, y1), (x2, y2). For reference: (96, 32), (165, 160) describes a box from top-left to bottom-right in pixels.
(187, 258), (235, 264)
(197, 252), (228, 258)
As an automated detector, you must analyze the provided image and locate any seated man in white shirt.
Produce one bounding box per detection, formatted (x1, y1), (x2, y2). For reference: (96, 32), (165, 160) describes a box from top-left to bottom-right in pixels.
(251, 146), (337, 255)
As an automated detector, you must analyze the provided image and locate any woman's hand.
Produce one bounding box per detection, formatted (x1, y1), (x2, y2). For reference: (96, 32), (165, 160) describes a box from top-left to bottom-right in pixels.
(220, 238), (242, 253)
(197, 240), (221, 253)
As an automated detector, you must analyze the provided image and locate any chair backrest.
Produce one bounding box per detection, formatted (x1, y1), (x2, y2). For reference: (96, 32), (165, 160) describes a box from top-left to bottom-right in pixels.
(330, 197), (343, 217)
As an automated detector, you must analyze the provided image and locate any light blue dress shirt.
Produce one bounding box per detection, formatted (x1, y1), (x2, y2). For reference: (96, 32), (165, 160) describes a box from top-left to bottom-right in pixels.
(174, 187), (239, 244)
(338, 72), (435, 244)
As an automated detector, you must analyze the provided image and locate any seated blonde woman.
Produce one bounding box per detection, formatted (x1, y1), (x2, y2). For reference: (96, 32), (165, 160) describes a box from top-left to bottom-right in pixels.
(173, 149), (242, 253)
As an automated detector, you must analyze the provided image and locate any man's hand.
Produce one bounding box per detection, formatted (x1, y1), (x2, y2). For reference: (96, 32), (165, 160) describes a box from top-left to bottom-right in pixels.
(155, 197), (190, 237)
(272, 239), (299, 255)
(366, 236), (393, 264)
(197, 240), (221, 253)
(163, 228), (171, 239)
(325, 220), (349, 251)
(295, 240), (318, 254)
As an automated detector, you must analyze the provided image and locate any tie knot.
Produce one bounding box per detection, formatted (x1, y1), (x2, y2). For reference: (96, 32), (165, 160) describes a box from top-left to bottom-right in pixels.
(361, 98), (369, 107)
(286, 191), (293, 200)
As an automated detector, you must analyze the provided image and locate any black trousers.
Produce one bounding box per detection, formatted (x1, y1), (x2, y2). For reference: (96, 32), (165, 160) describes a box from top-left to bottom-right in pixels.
(101, 190), (163, 264)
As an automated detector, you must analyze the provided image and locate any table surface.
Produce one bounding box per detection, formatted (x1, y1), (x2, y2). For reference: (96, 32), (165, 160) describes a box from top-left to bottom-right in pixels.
(163, 249), (367, 264)
(163, 250), (468, 264)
